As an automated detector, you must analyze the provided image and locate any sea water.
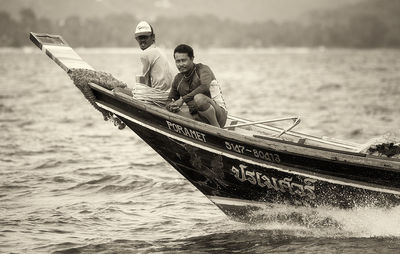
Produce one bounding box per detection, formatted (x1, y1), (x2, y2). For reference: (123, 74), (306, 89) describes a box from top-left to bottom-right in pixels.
(1, 48), (400, 253)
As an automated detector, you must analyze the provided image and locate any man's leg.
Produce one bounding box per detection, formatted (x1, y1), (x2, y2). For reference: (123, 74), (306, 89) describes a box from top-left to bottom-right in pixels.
(176, 104), (197, 120)
(215, 104), (228, 128)
(194, 94), (227, 127)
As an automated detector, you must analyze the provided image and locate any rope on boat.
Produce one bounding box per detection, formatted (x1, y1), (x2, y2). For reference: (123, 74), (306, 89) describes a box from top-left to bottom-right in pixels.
(68, 68), (128, 129)
(129, 84), (170, 107)
(68, 68), (171, 129)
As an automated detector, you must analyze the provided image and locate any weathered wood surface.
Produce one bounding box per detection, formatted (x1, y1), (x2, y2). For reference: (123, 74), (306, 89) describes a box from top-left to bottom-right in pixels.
(30, 32), (93, 73)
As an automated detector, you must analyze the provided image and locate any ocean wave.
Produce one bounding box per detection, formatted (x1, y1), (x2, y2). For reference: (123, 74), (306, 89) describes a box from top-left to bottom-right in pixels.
(0, 184), (31, 190)
(316, 83), (342, 91)
(77, 175), (121, 185)
(0, 104), (14, 113)
(128, 161), (167, 167)
(97, 180), (155, 193)
(50, 239), (153, 254)
(23, 159), (63, 170)
(158, 181), (195, 193)
(52, 176), (74, 183)
(0, 117), (19, 123)
(364, 104), (392, 116)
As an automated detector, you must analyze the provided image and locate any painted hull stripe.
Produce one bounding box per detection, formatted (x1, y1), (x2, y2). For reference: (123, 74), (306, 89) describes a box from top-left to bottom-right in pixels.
(97, 102), (400, 196)
(206, 195), (272, 208)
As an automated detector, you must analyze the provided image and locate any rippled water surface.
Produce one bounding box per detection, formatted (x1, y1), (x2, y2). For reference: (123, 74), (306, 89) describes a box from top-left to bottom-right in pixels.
(1, 48), (400, 253)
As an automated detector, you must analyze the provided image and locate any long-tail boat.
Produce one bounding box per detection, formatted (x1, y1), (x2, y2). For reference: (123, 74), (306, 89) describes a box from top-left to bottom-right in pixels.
(30, 32), (400, 221)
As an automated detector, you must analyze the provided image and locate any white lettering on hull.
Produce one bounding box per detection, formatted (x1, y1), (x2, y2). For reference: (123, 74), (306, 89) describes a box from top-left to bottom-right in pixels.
(231, 164), (317, 199)
(166, 120), (207, 143)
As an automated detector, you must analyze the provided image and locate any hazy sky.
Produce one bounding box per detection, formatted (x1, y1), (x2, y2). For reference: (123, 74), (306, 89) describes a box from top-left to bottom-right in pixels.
(2, 0), (367, 22)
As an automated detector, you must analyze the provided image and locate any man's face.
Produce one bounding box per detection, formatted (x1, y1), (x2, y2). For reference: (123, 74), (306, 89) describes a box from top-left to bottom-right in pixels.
(135, 35), (154, 50)
(174, 52), (194, 73)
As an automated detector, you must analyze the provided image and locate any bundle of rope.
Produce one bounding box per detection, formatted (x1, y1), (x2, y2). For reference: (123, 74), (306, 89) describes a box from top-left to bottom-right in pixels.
(68, 68), (128, 129)
(129, 83), (170, 107)
(68, 68), (171, 129)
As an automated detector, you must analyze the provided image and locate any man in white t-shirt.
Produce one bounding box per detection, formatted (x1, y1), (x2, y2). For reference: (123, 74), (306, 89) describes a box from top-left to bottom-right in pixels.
(134, 21), (174, 91)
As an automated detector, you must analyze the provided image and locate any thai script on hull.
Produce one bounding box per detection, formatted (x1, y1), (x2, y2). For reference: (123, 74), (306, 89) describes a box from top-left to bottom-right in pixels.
(231, 164), (316, 199)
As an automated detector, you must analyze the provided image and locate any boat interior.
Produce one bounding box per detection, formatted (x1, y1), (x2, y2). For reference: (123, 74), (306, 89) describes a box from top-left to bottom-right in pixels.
(223, 115), (364, 153)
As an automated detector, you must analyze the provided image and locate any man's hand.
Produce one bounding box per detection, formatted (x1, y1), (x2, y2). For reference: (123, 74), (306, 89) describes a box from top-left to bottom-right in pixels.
(166, 103), (180, 112)
(174, 98), (184, 108)
(166, 98), (183, 113)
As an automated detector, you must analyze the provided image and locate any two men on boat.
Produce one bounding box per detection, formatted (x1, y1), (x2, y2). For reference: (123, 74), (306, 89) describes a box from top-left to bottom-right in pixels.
(134, 21), (227, 128)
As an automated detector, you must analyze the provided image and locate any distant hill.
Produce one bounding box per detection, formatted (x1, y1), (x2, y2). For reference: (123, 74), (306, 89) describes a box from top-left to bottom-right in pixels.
(312, 0), (400, 23)
(306, 0), (400, 47)
(1, 0), (398, 48)
(1, 0), (368, 23)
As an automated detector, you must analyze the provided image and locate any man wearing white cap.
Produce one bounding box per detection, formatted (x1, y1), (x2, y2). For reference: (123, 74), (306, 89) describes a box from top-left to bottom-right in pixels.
(134, 21), (174, 91)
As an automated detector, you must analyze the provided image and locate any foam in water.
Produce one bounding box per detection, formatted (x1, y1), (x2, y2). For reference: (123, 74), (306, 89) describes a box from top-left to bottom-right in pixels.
(245, 204), (400, 238)
(331, 206), (400, 237)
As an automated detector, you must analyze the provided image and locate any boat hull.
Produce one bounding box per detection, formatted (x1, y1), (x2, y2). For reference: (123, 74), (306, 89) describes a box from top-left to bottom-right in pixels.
(30, 32), (400, 221)
(92, 87), (400, 220)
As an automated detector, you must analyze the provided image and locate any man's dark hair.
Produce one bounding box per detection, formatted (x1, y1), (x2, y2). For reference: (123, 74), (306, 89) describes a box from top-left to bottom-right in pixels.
(174, 44), (194, 58)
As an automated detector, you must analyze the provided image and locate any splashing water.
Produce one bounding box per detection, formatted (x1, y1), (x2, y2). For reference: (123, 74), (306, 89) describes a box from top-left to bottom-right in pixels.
(2, 48), (400, 253)
(247, 204), (400, 238)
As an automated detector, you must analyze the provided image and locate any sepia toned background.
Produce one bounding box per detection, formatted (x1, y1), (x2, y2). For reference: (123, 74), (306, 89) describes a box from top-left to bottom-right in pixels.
(1, 0), (400, 253)
(1, 0), (400, 48)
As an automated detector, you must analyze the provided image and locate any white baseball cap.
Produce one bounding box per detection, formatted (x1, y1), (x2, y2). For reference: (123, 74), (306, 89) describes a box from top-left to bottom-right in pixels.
(135, 21), (153, 37)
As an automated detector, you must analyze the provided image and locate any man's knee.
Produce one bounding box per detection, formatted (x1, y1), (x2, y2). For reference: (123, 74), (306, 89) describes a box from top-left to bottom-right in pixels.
(194, 94), (210, 111)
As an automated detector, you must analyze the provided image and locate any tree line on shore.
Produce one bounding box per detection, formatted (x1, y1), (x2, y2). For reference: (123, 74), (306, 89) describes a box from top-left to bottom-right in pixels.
(1, 3), (400, 49)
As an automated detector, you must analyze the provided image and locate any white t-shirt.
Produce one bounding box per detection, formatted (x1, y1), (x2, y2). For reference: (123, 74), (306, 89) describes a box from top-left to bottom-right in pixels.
(139, 45), (174, 91)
